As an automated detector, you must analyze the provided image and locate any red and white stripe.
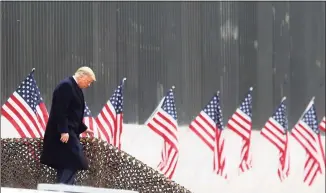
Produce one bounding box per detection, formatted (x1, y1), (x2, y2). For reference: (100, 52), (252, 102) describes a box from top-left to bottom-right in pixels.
(36, 103), (49, 135)
(189, 111), (215, 151)
(319, 117), (326, 166)
(95, 79), (125, 149)
(113, 113), (123, 149)
(261, 116), (290, 181)
(291, 105), (325, 185)
(96, 102), (123, 149)
(227, 109), (253, 173)
(278, 132), (290, 181)
(146, 102), (179, 179)
(1, 92), (48, 138)
(147, 108), (179, 151)
(157, 141), (179, 179)
(238, 139), (253, 173)
(227, 108), (252, 140)
(96, 102), (114, 143)
(261, 116), (288, 151)
(81, 116), (99, 138)
(292, 121), (325, 184)
(213, 128), (227, 178)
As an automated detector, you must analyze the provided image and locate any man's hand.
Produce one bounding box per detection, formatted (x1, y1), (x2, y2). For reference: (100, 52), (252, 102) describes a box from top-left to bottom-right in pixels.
(85, 128), (94, 138)
(85, 128), (93, 134)
(60, 133), (69, 143)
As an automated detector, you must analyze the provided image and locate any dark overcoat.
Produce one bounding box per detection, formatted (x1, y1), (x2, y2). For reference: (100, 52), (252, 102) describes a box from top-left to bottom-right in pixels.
(40, 77), (89, 170)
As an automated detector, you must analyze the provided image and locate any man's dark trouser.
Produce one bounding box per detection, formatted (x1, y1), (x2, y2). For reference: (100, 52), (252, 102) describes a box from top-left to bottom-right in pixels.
(56, 168), (77, 185)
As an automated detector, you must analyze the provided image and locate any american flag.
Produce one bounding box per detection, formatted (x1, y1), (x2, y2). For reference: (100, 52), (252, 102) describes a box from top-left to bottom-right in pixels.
(189, 93), (217, 151)
(96, 78), (126, 149)
(157, 141), (179, 179)
(319, 116), (326, 132)
(319, 116), (326, 166)
(146, 87), (179, 179)
(1, 69), (48, 138)
(189, 92), (227, 178)
(226, 87), (253, 173)
(80, 102), (99, 138)
(291, 98), (325, 186)
(261, 97), (290, 181)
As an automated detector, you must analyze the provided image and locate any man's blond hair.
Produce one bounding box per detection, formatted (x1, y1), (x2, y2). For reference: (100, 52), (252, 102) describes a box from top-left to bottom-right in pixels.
(75, 66), (96, 81)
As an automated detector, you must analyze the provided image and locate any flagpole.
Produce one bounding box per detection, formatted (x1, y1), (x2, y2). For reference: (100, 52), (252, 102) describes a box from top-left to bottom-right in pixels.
(281, 96), (286, 102)
(144, 86), (175, 125)
(144, 96), (164, 125)
(122, 77), (127, 84)
(295, 96), (315, 125)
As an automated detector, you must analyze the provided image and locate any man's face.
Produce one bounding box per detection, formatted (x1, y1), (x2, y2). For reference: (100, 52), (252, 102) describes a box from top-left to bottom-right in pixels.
(78, 75), (94, 89)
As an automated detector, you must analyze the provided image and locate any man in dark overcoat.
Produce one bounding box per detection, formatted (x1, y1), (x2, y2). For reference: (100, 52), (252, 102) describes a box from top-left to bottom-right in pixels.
(40, 66), (96, 185)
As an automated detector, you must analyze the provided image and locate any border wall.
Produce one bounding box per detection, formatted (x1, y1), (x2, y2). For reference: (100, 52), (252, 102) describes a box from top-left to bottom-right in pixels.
(1, 2), (325, 128)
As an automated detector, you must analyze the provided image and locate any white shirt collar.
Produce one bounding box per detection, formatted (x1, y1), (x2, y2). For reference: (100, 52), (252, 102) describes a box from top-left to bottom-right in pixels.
(72, 75), (77, 83)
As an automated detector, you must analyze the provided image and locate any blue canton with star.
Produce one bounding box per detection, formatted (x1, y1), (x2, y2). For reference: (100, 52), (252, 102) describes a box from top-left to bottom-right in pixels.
(239, 90), (253, 117)
(16, 72), (43, 113)
(84, 102), (92, 117)
(109, 82), (124, 114)
(302, 103), (319, 134)
(162, 89), (177, 120)
(272, 101), (288, 133)
(203, 93), (224, 130)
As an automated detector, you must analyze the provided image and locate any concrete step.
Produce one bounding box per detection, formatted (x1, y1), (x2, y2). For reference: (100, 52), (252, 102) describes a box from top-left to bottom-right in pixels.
(37, 184), (139, 193)
(1, 185), (139, 193)
(2, 187), (54, 193)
